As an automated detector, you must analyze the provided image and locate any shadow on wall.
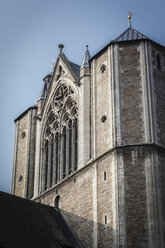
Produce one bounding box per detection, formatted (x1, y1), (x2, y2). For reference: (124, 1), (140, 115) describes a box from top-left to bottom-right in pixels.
(60, 209), (114, 248)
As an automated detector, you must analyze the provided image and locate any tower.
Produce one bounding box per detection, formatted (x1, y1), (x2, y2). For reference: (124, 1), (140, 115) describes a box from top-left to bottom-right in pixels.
(12, 27), (165, 247)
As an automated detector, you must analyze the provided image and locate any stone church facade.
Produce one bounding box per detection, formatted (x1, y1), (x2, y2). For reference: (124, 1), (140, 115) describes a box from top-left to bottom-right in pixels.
(12, 27), (165, 248)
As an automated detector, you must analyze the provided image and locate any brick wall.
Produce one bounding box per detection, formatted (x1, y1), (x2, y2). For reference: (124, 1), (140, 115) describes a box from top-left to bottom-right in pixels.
(35, 152), (114, 248)
(95, 50), (112, 156)
(119, 42), (145, 144)
(152, 44), (165, 146)
(14, 113), (29, 197)
(124, 146), (148, 247)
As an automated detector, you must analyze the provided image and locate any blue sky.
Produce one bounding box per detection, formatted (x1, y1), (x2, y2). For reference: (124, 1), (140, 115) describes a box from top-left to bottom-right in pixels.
(1, 0), (165, 193)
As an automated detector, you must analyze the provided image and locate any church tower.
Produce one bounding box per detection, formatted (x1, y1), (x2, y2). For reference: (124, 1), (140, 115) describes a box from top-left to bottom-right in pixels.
(12, 26), (165, 248)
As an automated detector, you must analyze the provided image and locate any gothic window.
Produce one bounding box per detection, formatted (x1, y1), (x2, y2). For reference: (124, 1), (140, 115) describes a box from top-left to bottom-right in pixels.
(44, 140), (48, 190)
(62, 126), (66, 179)
(55, 133), (59, 184)
(50, 134), (54, 187)
(74, 118), (78, 170)
(41, 83), (78, 193)
(68, 120), (72, 174)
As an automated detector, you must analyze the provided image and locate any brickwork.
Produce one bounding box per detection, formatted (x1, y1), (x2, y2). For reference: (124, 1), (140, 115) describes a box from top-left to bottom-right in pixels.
(14, 113), (29, 197)
(35, 165), (94, 248)
(124, 146), (148, 247)
(27, 110), (37, 198)
(97, 154), (113, 247)
(34, 152), (115, 248)
(119, 42), (145, 144)
(152, 44), (165, 146)
(14, 108), (37, 198)
(95, 50), (112, 156)
(158, 149), (165, 243)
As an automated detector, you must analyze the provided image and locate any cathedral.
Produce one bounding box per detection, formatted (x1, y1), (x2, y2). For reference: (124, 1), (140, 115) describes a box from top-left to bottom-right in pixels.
(11, 24), (165, 248)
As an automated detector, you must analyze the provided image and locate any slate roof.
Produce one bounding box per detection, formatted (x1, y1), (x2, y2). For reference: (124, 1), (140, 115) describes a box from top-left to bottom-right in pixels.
(0, 191), (83, 248)
(111, 27), (148, 42)
(60, 53), (80, 79)
(90, 27), (150, 61)
(81, 47), (91, 68)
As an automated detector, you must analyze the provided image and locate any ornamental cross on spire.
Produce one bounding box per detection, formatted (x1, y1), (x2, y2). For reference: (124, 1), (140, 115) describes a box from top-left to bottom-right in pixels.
(128, 11), (133, 28)
(58, 44), (64, 54)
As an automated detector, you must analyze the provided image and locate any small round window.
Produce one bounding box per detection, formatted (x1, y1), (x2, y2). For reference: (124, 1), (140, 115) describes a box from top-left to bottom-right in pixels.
(18, 175), (23, 183)
(100, 64), (106, 73)
(101, 114), (107, 123)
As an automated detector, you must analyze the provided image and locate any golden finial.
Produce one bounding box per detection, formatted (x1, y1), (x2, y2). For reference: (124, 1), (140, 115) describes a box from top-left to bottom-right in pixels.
(128, 11), (133, 28)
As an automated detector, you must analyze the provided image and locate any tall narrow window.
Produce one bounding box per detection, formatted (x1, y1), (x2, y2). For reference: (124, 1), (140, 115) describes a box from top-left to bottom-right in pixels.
(63, 127), (66, 179)
(74, 118), (78, 170)
(45, 141), (48, 190)
(55, 132), (59, 184)
(156, 54), (161, 70)
(50, 136), (54, 187)
(69, 120), (72, 174)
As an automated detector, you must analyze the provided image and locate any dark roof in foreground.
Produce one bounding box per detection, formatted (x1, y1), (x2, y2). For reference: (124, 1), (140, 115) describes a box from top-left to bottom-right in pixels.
(0, 191), (82, 248)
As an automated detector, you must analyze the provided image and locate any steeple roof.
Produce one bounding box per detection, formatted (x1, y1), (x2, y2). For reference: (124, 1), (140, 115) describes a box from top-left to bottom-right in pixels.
(81, 45), (91, 69)
(111, 27), (148, 43)
(90, 27), (150, 61)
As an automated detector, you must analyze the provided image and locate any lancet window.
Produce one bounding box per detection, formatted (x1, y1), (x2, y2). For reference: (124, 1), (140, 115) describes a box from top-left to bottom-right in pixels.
(41, 84), (78, 193)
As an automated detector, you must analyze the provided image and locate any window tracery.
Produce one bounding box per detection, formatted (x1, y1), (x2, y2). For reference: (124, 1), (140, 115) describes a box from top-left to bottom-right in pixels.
(41, 83), (78, 193)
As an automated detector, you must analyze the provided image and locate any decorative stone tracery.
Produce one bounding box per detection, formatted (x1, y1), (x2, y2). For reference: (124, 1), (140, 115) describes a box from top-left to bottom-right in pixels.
(41, 83), (78, 192)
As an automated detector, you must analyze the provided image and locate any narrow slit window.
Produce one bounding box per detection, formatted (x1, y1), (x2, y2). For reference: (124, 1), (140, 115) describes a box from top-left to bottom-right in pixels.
(104, 215), (107, 225)
(104, 171), (106, 181)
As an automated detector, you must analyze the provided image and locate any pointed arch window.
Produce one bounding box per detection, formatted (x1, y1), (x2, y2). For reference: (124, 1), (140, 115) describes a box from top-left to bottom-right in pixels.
(40, 84), (78, 193)
(74, 118), (78, 170)
(62, 126), (66, 179)
(44, 140), (49, 191)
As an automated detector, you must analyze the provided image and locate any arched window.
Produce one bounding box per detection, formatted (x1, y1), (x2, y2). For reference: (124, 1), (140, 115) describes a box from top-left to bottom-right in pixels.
(50, 134), (54, 187)
(44, 140), (48, 191)
(156, 54), (161, 70)
(54, 195), (60, 209)
(62, 126), (66, 179)
(68, 120), (72, 174)
(74, 118), (78, 171)
(54, 132), (59, 184)
(40, 84), (78, 193)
